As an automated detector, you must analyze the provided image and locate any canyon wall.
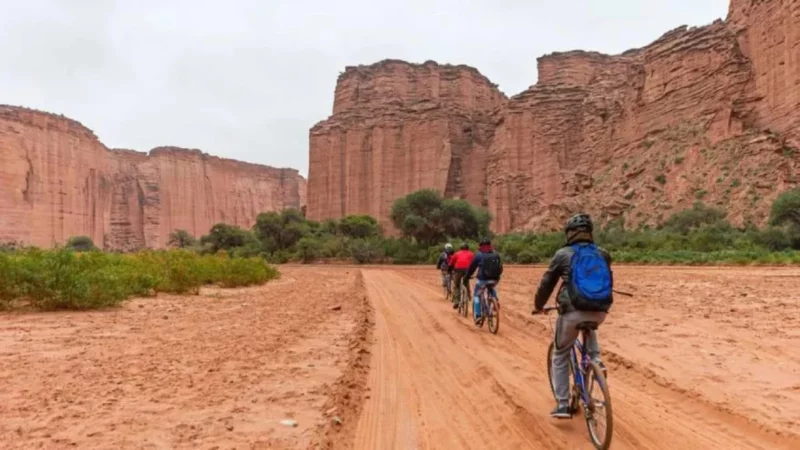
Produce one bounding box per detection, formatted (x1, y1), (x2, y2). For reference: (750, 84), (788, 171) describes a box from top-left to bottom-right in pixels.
(308, 0), (799, 232)
(0, 106), (306, 249)
(307, 60), (506, 231)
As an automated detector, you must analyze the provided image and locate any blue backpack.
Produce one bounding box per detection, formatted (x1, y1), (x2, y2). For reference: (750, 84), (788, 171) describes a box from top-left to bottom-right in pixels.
(567, 243), (613, 312)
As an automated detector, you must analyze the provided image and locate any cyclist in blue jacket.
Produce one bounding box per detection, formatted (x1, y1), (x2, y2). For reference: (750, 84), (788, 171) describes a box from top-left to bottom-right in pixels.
(466, 237), (503, 326)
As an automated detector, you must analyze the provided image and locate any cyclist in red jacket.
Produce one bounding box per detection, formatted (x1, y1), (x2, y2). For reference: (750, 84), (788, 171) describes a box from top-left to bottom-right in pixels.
(448, 242), (474, 309)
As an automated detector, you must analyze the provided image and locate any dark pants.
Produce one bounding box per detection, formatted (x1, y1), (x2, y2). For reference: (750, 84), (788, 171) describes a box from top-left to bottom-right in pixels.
(451, 270), (469, 305)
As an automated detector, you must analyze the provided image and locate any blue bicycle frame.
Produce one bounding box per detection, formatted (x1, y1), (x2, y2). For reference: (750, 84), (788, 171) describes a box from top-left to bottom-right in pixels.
(570, 332), (594, 406)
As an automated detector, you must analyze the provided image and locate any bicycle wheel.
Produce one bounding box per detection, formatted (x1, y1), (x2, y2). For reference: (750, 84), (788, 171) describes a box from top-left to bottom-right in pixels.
(457, 285), (466, 317)
(546, 342), (556, 400)
(487, 298), (499, 334)
(583, 362), (613, 450)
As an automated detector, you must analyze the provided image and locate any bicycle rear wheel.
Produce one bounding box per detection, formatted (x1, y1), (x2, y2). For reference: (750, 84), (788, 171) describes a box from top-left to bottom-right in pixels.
(487, 297), (499, 334)
(459, 284), (469, 317)
(583, 362), (613, 450)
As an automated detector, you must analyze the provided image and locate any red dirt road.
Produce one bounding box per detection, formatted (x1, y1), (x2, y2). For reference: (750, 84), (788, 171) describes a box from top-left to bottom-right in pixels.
(351, 267), (800, 450)
(1, 265), (799, 449)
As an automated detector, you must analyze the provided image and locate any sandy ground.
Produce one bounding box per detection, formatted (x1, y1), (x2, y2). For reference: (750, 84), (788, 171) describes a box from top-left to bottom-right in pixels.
(0, 267), (370, 449)
(1, 265), (799, 449)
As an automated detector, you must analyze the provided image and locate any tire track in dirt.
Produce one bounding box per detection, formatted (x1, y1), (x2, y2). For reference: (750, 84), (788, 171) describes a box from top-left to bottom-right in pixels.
(354, 269), (799, 449)
(309, 272), (374, 449)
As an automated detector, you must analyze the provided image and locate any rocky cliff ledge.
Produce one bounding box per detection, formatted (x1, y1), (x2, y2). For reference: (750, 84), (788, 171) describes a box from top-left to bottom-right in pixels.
(308, 0), (799, 232)
(0, 106), (306, 250)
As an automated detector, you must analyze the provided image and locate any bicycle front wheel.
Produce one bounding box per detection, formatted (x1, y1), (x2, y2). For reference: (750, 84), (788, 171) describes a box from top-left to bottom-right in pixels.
(584, 362), (613, 450)
(546, 342), (556, 400)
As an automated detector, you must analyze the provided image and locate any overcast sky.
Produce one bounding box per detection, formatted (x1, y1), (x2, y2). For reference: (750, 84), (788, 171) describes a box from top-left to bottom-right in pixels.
(0, 0), (729, 176)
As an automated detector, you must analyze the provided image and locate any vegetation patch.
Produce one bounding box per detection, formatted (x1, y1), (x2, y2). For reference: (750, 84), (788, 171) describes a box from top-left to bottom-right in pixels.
(0, 248), (278, 311)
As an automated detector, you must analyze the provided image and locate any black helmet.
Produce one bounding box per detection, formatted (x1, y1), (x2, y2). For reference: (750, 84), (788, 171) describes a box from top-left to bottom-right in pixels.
(565, 213), (593, 233)
(460, 242), (469, 250)
(479, 236), (491, 246)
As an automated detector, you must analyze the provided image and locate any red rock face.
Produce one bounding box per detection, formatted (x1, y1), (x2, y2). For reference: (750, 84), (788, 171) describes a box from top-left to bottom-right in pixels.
(0, 106), (306, 250)
(308, 0), (799, 232)
(307, 60), (506, 231)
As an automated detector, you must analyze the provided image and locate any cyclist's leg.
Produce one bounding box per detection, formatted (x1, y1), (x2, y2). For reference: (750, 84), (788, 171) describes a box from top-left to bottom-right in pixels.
(552, 313), (581, 409)
(580, 312), (608, 361)
(472, 280), (485, 321)
(452, 271), (463, 305)
(553, 311), (608, 404)
(487, 280), (498, 299)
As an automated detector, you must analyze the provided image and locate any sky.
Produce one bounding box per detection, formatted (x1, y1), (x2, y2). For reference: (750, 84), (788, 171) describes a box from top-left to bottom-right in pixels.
(0, 0), (730, 177)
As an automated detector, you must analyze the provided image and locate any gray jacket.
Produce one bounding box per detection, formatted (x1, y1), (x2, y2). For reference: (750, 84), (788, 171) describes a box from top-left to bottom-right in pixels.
(533, 243), (612, 313)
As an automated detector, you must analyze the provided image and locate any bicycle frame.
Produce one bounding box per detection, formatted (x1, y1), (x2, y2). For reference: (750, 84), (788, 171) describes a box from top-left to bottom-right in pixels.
(570, 330), (594, 407)
(543, 307), (596, 407)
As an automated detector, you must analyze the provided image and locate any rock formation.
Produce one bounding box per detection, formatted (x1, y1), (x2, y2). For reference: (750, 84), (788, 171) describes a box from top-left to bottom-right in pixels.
(307, 0), (799, 232)
(307, 60), (506, 231)
(0, 106), (306, 250)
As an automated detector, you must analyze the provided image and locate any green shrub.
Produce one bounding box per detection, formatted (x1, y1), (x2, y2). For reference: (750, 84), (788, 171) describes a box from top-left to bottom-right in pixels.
(0, 248), (279, 310)
(349, 239), (385, 264)
(65, 236), (98, 252)
(661, 202), (727, 234)
(167, 230), (197, 249)
(295, 237), (321, 263)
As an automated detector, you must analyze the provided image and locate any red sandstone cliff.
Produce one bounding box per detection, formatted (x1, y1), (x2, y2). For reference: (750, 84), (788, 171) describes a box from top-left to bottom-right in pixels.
(0, 106), (306, 249)
(308, 0), (799, 232)
(307, 60), (506, 231)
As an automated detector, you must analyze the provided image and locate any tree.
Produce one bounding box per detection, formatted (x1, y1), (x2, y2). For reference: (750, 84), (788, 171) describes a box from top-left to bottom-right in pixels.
(295, 237), (320, 263)
(338, 215), (381, 238)
(390, 189), (491, 245)
(770, 188), (800, 229)
(65, 236), (98, 252)
(252, 209), (309, 252)
(167, 230), (196, 249)
(201, 224), (257, 253)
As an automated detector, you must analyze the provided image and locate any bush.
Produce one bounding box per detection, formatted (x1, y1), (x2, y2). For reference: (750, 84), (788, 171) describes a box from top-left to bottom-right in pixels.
(338, 215), (381, 239)
(349, 239), (385, 264)
(65, 236), (98, 252)
(200, 224), (258, 253)
(295, 237), (321, 263)
(770, 188), (800, 229)
(168, 230), (197, 249)
(661, 202), (727, 234)
(0, 249), (279, 310)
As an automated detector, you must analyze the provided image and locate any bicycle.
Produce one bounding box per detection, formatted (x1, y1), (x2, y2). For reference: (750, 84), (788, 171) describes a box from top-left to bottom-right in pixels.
(442, 271), (452, 301)
(473, 280), (499, 334)
(540, 305), (612, 449)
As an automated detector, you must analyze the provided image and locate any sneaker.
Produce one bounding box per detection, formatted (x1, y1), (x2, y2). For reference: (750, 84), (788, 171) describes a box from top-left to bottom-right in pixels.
(550, 404), (571, 419)
(474, 316), (482, 326)
(452, 302), (459, 309)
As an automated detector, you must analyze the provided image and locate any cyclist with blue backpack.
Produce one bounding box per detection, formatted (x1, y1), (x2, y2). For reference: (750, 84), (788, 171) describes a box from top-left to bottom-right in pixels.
(466, 237), (504, 326)
(531, 213), (613, 419)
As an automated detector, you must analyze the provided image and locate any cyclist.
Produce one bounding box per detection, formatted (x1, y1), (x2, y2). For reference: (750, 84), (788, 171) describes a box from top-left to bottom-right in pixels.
(531, 213), (613, 419)
(447, 242), (474, 309)
(466, 237), (503, 325)
(436, 243), (455, 293)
